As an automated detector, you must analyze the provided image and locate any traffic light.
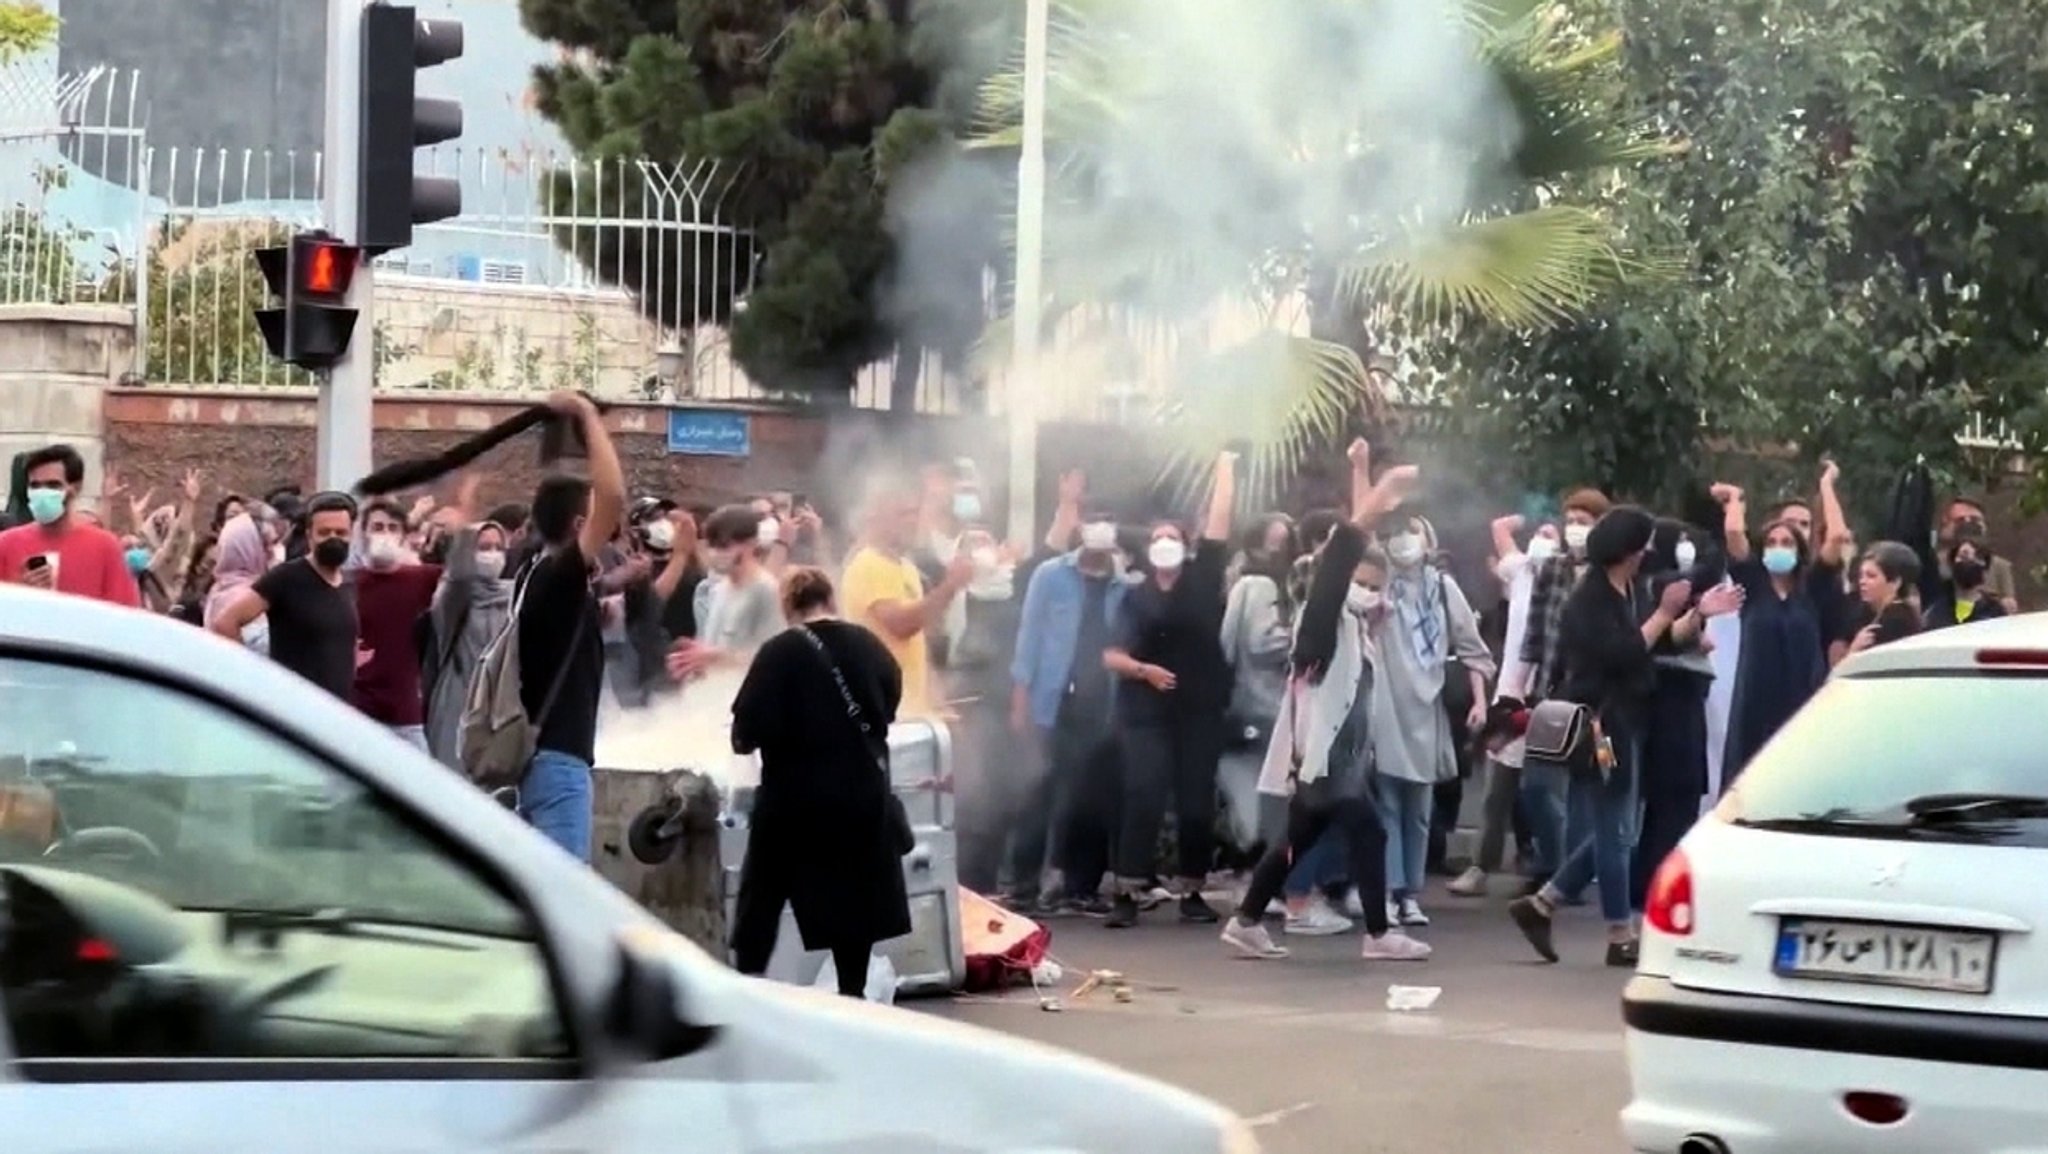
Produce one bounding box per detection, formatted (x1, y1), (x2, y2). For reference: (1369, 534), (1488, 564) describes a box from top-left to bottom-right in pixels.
(254, 231), (361, 369)
(357, 4), (463, 253)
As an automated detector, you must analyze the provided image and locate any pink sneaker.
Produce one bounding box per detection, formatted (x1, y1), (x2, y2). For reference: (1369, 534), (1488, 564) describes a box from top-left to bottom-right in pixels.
(1361, 930), (1432, 961)
(1221, 917), (1290, 959)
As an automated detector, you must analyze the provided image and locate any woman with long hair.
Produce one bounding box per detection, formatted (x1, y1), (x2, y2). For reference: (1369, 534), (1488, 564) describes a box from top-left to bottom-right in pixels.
(1217, 445), (1430, 963)
(728, 567), (912, 997)
(1715, 480), (1836, 787)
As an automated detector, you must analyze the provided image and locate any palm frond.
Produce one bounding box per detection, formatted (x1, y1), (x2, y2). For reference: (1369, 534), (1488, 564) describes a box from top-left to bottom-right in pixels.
(1337, 204), (1640, 330)
(1156, 331), (1377, 511)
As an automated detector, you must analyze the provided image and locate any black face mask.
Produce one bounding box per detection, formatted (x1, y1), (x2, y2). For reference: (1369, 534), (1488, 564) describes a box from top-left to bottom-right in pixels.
(312, 538), (351, 570)
(1953, 559), (1987, 589)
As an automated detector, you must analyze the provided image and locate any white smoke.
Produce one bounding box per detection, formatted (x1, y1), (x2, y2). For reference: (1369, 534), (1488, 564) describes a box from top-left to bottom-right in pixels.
(593, 667), (759, 788)
(886, 0), (1522, 423)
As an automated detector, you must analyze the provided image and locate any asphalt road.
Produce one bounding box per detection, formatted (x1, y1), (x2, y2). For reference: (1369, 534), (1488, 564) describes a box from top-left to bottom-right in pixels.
(926, 885), (1635, 1154)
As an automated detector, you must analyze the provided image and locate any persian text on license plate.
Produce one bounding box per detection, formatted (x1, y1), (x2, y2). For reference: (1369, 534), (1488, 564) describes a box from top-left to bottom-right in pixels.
(1775, 919), (1996, 995)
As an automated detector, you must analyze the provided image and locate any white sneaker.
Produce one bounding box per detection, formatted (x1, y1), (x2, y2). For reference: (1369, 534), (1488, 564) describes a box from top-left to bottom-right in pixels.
(1361, 929), (1433, 961)
(1398, 897), (1430, 926)
(1221, 917), (1290, 959)
(1339, 888), (1365, 918)
(1265, 898), (1289, 918)
(1386, 898), (1402, 926)
(1284, 897), (1354, 936)
(1447, 866), (1488, 897)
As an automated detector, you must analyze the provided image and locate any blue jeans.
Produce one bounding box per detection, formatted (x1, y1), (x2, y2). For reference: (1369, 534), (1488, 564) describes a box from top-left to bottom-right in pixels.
(519, 748), (593, 862)
(1283, 828), (1349, 898)
(1375, 776), (1433, 898)
(1547, 758), (1640, 924)
(1519, 764), (1569, 877)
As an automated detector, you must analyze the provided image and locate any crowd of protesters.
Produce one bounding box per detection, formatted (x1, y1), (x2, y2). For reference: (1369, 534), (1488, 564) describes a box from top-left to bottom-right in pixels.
(1, 418), (2026, 977)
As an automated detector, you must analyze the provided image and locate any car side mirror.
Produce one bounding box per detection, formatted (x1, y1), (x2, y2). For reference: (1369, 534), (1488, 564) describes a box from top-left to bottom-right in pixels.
(604, 936), (718, 1063)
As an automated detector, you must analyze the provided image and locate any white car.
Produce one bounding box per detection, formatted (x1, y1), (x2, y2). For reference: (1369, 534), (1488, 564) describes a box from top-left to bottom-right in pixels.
(1624, 614), (2048, 1154)
(0, 586), (1258, 1154)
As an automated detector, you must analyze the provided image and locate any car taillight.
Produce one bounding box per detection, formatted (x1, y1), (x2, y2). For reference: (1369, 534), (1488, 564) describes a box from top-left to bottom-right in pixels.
(1644, 849), (1695, 937)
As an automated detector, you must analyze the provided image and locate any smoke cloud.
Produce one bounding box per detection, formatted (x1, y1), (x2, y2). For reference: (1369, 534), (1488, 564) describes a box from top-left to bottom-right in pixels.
(885, 0), (1524, 509)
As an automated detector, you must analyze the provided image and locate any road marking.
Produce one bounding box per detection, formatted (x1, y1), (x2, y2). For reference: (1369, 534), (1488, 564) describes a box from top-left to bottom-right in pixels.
(1243, 1101), (1317, 1128)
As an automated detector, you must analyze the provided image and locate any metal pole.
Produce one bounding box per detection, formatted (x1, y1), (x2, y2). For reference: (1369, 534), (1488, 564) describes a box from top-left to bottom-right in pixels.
(316, 0), (373, 492)
(1006, 0), (1049, 548)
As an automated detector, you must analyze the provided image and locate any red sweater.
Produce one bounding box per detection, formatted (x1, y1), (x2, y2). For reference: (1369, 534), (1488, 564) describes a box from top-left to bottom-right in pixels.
(351, 564), (442, 726)
(0, 521), (139, 607)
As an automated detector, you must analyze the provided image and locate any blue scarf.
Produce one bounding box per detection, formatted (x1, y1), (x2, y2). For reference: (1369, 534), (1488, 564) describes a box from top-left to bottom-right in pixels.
(1391, 564), (1446, 668)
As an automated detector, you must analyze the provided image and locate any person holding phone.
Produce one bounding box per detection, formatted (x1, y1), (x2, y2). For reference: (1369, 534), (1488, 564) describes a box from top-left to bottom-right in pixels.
(0, 443), (139, 608)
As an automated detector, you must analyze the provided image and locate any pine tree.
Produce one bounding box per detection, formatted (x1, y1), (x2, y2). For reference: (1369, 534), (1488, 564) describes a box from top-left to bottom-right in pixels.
(520, 0), (993, 398)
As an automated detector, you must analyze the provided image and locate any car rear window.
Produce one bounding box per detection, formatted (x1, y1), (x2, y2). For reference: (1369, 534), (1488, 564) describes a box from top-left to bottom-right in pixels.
(1728, 672), (2048, 844)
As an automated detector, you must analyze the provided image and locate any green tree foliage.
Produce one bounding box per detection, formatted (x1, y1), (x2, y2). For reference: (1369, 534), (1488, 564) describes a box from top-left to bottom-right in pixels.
(0, 1), (58, 61)
(519, 0), (994, 397)
(1481, 0), (2048, 508)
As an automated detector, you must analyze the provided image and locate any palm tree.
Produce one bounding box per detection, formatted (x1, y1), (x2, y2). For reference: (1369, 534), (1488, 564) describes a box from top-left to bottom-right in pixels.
(968, 0), (1669, 500)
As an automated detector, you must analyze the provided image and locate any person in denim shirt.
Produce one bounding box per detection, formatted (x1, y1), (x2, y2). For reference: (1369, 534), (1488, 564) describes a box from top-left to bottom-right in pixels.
(1006, 509), (1130, 915)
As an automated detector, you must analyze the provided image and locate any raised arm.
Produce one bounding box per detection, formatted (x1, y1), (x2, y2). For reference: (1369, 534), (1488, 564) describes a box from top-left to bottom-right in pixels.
(1201, 451), (1236, 543)
(1817, 459), (1849, 564)
(1712, 483), (1750, 562)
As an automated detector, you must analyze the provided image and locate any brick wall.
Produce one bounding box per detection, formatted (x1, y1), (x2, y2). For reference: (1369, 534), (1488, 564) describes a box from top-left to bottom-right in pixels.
(100, 389), (1008, 526)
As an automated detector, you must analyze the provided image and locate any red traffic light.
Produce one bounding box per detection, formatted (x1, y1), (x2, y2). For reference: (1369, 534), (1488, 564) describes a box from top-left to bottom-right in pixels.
(254, 232), (359, 302)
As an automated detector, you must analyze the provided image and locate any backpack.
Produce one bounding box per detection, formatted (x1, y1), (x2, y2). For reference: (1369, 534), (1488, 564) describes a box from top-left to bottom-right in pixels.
(458, 558), (588, 790)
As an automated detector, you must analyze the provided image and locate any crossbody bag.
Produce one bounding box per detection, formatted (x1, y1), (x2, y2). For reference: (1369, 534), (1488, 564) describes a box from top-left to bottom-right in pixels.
(795, 625), (916, 856)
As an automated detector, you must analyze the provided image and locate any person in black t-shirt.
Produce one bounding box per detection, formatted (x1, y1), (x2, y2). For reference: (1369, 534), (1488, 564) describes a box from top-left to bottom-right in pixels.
(1101, 450), (1237, 928)
(211, 491), (360, 699)
(511, 391), (626, 862)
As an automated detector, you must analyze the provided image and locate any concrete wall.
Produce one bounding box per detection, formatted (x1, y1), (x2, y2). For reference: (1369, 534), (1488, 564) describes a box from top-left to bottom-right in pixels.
(0, 303), (136, 507)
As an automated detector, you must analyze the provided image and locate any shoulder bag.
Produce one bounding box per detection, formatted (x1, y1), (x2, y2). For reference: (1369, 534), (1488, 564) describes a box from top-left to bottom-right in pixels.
(795, 625), (917, 856)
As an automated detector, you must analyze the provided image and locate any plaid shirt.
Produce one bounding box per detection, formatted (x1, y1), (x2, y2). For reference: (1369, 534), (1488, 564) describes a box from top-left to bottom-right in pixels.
(1517, 554), (1586, 702)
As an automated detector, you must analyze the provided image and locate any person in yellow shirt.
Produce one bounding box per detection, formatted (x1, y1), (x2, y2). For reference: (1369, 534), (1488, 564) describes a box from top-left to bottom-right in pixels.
(840, 486), (974, 717)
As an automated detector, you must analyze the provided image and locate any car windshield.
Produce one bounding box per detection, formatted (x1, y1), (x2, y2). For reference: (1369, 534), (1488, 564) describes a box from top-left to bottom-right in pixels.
(1727, 672), (2048, 847)
(0, 658), (527, 939)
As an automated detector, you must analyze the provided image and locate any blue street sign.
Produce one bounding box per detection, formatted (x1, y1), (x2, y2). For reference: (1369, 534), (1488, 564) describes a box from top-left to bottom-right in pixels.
(666, 408), (751, 457)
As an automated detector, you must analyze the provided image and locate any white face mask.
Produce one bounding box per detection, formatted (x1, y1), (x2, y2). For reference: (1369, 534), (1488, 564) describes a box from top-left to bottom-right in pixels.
(757, 518), (780, 547)
(1387, 532), (1424, 568)
(644, 520), (675, 550)
(1526, 535), (1560, 561)
(1346, 585), (1382, 614)
(1673, 540), (1698, 570)
(1079, 521), (1117, 552)
(1147, 537), (1186, 572)
(474, 550), (506, 580)
(1563, 522), (1592, 553)
(366, 533), (403, 568)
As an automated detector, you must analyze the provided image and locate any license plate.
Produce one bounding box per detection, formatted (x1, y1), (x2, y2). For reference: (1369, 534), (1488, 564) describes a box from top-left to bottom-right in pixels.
(1775, 919), (1996, 994)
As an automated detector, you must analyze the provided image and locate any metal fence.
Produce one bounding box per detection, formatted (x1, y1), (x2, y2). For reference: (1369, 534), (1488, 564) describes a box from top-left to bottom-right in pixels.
(0, 65), (970, 412)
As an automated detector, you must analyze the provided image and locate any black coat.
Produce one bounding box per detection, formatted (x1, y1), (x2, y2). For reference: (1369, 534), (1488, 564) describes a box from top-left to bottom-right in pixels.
(732, 619), (912, 951)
